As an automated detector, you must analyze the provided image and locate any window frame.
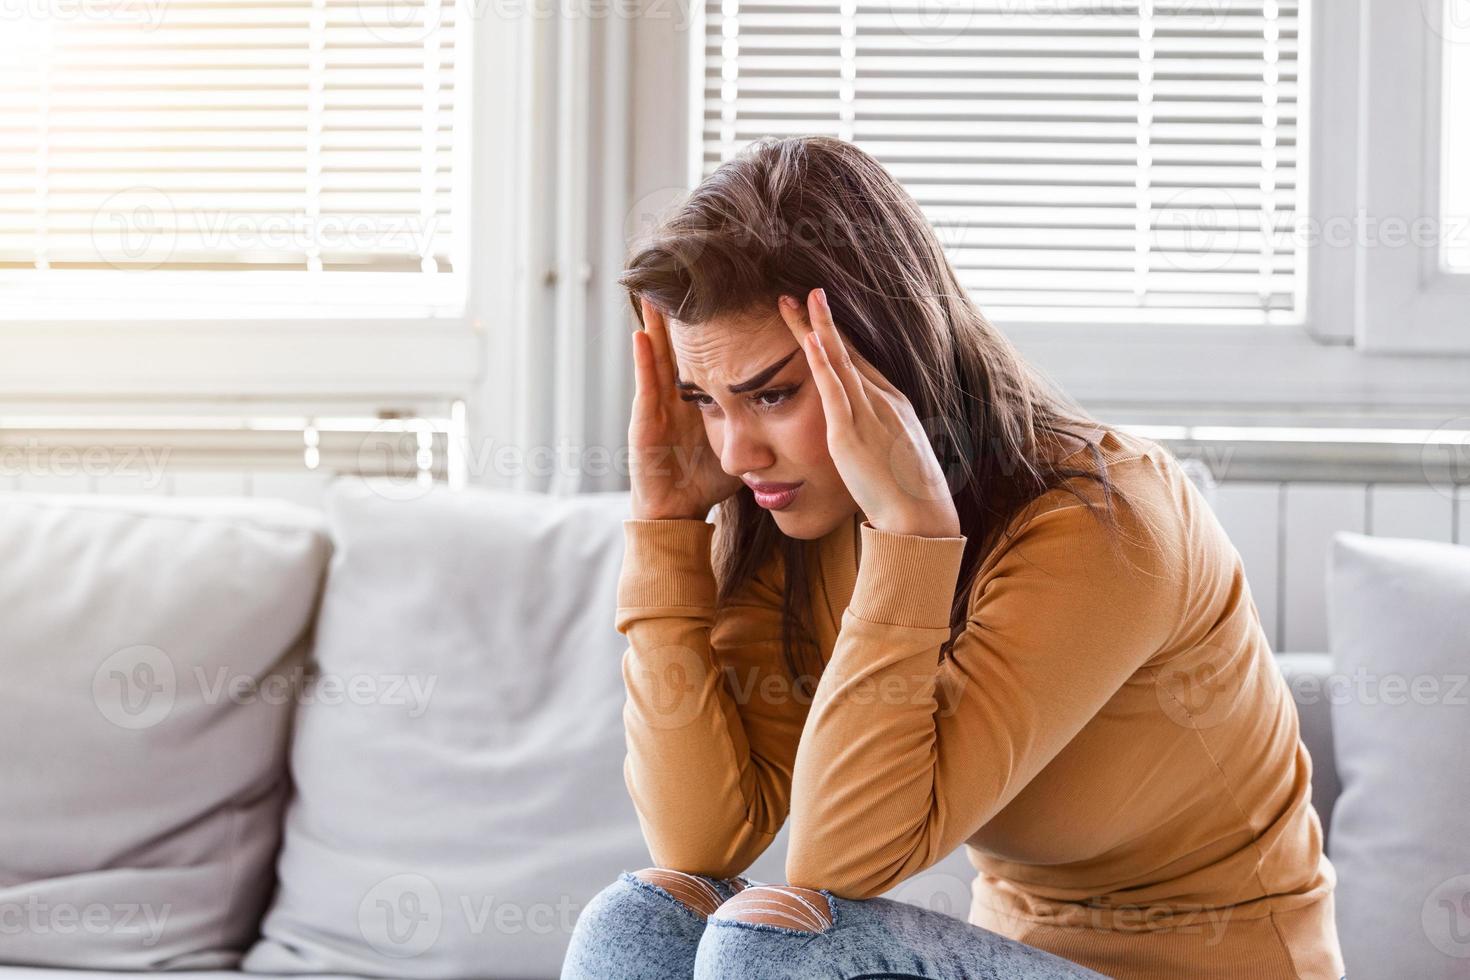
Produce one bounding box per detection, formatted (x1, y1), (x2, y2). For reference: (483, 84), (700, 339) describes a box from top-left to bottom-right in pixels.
(1355, 0), (1470, 353)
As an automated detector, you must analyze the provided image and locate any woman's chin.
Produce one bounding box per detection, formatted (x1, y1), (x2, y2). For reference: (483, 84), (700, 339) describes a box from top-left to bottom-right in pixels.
(764, 506), (804, 538)
(769, 504), (848, 541)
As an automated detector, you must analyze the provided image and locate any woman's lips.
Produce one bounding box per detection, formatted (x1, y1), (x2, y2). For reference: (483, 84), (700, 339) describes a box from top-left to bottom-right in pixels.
(748, 482), (803, 510)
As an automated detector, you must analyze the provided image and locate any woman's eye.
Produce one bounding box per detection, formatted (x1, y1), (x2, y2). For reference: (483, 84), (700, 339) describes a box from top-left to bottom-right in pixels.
(679, 384), (798, 412)
(752, 385), (800, 410)
(754, 388), (791, 409)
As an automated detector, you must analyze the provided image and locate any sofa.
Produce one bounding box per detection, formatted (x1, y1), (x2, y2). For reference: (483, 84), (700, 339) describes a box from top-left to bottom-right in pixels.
(1, 476), (1465, 979)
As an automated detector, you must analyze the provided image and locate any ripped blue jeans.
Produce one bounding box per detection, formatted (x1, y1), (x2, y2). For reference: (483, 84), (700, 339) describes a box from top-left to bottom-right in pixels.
(560, 869), (1111, 979)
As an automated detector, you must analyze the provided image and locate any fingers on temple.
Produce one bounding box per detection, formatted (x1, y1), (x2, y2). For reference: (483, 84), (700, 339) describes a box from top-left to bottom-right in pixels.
(638, 299), (675, 387)
(708, 884), (834, 933)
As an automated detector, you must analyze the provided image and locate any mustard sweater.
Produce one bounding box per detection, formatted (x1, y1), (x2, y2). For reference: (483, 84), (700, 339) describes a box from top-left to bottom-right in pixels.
(614, 428), (1344, 980)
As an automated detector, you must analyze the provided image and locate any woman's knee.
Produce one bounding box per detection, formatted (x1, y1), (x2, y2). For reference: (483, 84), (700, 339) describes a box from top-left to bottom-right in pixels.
(691, 885), (839, 980)
(631, 867), (750, 919)
(563, 868), (746, 979)
(708, 884), (834, 934)
(575, 868), (729, 934)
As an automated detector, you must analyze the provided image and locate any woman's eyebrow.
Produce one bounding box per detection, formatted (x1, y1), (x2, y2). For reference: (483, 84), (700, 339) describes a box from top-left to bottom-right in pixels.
(675, 348), (801, 395)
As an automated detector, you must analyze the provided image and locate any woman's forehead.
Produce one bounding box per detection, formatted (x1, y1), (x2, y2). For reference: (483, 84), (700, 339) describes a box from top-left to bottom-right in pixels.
(668, 313), (797, 386)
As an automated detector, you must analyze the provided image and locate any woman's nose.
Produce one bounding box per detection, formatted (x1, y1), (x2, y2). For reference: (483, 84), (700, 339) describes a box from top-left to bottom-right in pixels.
(718, 420), (773, 478)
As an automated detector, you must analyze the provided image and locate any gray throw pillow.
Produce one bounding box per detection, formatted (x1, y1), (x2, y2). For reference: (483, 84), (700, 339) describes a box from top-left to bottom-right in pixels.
(0, 494), (330, 969)
(1326, 531), (1470, 978)
(243, 480), (647, 978)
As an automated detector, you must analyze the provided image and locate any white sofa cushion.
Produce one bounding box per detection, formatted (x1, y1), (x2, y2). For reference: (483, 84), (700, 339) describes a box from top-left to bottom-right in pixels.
(1326, 531), (1470, 978)
(243, 480), (647, 979)
(0, 971), (362, 980)
(1273, 652), (1341, 853)
(0, 494), (330, 970)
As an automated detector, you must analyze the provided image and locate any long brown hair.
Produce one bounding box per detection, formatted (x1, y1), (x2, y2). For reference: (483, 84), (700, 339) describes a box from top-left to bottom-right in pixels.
(619, 135), (1135, 692)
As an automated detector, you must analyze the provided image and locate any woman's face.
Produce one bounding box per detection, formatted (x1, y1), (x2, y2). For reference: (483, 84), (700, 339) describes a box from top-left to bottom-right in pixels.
(668, 306), (860, 540)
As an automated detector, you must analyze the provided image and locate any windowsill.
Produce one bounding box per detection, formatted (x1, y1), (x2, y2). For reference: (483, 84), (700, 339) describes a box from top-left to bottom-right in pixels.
(1001, 321), (1470, 413)
(0, 270), (469, 325)
(0, 318), (485, 399)
(1137, 425), (1470, 486)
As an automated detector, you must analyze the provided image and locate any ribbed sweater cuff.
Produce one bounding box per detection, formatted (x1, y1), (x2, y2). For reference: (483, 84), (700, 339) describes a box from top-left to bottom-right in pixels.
(616, 518), (719, 610)
(847, 521), (967, 628)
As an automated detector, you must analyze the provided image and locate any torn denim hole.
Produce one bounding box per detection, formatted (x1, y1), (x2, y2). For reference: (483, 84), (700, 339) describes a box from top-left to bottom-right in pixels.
(708, 884), (838, 937)
(621, 869), (747, 923)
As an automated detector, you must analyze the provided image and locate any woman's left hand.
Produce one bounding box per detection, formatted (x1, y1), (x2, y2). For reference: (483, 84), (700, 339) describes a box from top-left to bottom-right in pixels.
(779, 288), (962, 540)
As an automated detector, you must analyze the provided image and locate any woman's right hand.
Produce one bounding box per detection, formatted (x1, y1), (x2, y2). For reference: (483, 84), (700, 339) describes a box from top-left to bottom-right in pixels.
(628, 297), (743, 521)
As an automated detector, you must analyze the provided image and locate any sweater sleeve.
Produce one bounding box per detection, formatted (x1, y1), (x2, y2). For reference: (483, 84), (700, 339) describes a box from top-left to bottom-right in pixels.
(614, 516), (807, 879)
(785, 492), (1182, 899)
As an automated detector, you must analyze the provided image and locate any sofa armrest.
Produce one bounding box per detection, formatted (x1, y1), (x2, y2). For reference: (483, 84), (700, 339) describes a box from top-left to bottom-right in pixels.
(1275, 652), (1339, 854)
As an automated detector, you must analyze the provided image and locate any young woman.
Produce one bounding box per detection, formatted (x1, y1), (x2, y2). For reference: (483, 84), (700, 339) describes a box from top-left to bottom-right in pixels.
(562, 136), (1345, 980)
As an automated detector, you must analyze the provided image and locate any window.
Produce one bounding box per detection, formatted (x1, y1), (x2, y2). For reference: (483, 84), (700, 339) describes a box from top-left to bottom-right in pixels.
(696, 0), (1304, 327)
(0, 0), (466, 317)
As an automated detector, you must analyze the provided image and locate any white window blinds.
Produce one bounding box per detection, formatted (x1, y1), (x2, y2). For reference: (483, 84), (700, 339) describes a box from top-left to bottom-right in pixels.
(698, 0), (1304, 325)
(0, 1), (462, 309)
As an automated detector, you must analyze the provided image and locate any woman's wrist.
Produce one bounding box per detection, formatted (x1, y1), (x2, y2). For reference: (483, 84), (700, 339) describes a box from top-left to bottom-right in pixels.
(629, 491), (710, 522)
(866, 505), (962, 539)
(630, 508), (709, 522)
